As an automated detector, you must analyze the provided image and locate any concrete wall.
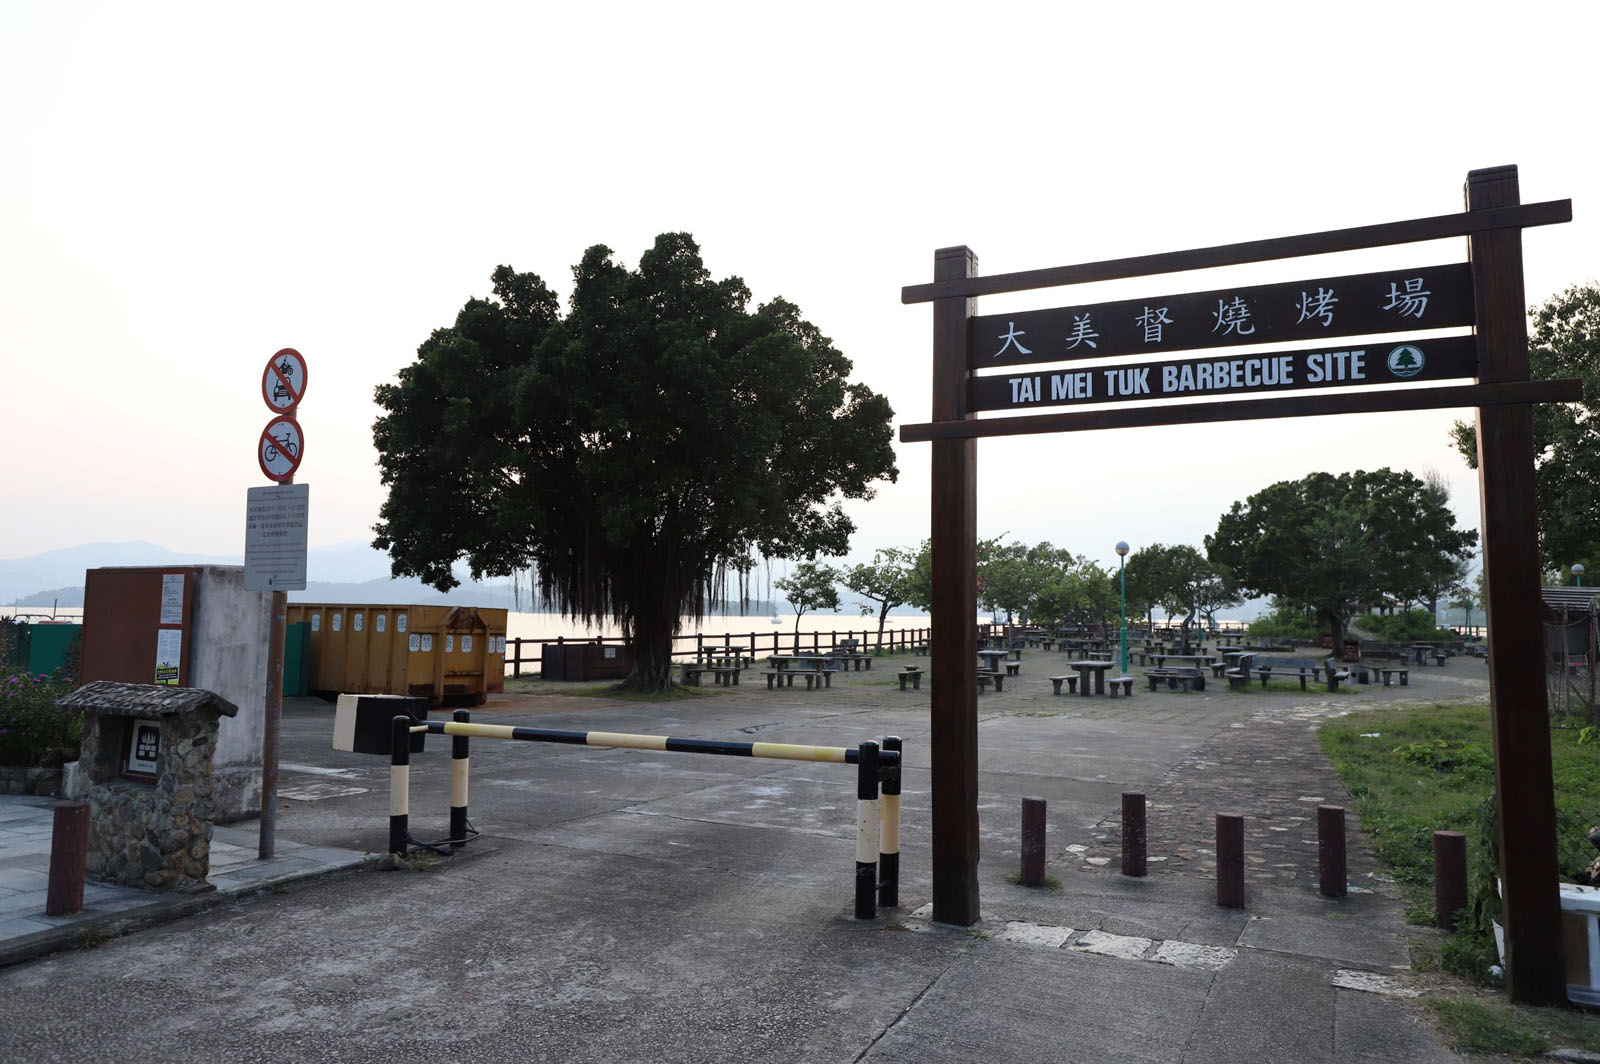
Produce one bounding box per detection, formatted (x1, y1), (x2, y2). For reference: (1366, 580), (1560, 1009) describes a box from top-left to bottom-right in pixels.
(187, 566), (270, 820)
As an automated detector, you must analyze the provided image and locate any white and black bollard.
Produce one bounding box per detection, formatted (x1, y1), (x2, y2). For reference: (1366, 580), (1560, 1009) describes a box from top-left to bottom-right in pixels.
(389, 715), (411, 857)
(450, 709), (470, 851)
(879, 736), (902, 908)
(855, 741), (880, 919)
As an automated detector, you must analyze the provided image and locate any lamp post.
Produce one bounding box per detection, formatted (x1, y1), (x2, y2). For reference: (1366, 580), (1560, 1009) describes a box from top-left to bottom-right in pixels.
(1116, 541), (1130, 674)
(1574, 563), (1585, 587)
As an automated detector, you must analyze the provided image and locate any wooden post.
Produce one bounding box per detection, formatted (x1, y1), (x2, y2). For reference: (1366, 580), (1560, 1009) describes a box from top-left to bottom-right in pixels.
(1468, 165), (1566, 1004)
(46, 801), (89, 916)
(929, 245), (980, 925)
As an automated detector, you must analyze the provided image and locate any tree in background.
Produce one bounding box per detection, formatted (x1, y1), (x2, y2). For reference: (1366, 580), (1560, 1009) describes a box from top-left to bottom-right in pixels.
(840, 548), (915, 651)
(1451, 283), (1600, 576)
(1124, 544), (1235, 644)
(1206, 468), (1477, 650)
(371, 235), (897, 689)
(775, 562), (842, 652)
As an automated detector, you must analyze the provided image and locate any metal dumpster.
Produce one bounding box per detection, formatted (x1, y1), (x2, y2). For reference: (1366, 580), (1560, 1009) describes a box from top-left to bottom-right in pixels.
(284, 603), (507, 706)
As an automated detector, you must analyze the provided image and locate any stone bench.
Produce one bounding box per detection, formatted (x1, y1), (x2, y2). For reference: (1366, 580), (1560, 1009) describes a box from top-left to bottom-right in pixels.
(1225, 668), (1250, 691)
(709, 667), (742, 686)
(761, 669), (799, 689)
(1049, 675), (1079, 696)
(1004, 661), (1021, 676)
(1147, 667), (1205, 692)
(897, 669), (923, 691)
(1379, 667), (1410, 687)
(1107, 675), (1134, 697)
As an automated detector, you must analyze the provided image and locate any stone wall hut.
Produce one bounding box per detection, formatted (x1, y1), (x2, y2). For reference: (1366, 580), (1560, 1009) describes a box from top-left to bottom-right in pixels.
(58, 681), (238, 891)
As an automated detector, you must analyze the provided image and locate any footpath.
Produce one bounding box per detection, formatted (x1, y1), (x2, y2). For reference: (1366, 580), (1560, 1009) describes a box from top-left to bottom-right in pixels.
(0, 650), (1494, 1063)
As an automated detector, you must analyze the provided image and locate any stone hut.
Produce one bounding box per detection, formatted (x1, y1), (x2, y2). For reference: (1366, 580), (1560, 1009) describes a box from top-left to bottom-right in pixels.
(59, 680), (238, 891)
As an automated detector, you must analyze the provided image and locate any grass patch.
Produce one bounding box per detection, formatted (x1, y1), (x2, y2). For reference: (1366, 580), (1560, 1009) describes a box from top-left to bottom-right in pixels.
(1004, 870), (1063, 890)
(1422, 994), (1600, 1057)
(1319, 703), (1600, 977)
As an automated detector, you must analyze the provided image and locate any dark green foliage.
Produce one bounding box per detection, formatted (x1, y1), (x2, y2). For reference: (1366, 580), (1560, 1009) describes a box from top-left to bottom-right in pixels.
(0, 667), (82, 766)
(1319, 704), (1600, 984)
(372, 235), (898, 689)
(1452, 283), (1600, 575)
(1247, 601), (1319, 640)
(1207, 468), (1476, 648)
(1356, 609), (1457, 643)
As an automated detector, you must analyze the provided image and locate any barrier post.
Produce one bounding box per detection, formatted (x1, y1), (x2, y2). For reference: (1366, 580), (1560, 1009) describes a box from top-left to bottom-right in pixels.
(1318, 804), (1347, 899)
(1122, 792), (1147, 877)
(879, 736), (902, 908)
(1434, 830), (1468, 931)
(855, 741), (881, 919)
(1216, 813), (1244, 908)
(450, 709), (470, 851)
(389, 715), (411, 857)
(1020, 797), (1046, 887)
(45, 801), (89, 916)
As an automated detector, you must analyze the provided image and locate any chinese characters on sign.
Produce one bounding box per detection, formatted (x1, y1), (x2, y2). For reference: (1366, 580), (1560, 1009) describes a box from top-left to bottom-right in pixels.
(243, 483), (310, 591)
(974, 264), (1473, 367)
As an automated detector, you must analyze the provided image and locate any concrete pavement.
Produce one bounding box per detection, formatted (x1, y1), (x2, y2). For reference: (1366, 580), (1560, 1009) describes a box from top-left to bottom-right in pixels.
(0, 649), (1489, 1062)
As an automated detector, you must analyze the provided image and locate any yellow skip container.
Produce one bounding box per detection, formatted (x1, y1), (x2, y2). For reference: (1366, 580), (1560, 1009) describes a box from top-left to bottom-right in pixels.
(284, 603), (507, 706)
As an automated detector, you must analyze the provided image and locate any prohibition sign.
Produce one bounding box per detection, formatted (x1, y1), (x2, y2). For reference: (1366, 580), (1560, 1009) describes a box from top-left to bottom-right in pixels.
(258, 415), (304, 483)
(262, 348), (308, 413)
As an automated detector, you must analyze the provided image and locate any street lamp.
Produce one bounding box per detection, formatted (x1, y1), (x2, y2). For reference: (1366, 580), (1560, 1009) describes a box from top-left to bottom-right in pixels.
(1575, 563), (1585, 587)
(1116, 541), (1130, 674)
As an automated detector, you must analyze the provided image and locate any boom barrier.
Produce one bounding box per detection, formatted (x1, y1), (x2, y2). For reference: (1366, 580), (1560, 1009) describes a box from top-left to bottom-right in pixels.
(387, 713), (903, 919)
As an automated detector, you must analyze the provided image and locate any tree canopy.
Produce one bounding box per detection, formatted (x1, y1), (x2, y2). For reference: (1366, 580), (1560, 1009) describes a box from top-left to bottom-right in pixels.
(774, 561), (842, 651)
(1451, 282), (1600, 577)
(1206, 468), (1477, 648)
(371, 234), (898, 688)
(840, 548), (915, 651)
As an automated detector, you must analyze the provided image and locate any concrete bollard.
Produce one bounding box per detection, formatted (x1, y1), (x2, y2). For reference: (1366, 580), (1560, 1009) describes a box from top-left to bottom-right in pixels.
(1318, 805), (1347, 899)
(46, 801), (89, 917)
(1434, 830), (1468, 931)
(1020, 797), (1046, 887)
(1216, 813), (1245, 908)
(1122, 792), (1147, 877)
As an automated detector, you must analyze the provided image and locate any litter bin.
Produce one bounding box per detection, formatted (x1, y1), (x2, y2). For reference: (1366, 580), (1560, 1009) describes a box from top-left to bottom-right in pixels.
(1342, 639), (1360, 663)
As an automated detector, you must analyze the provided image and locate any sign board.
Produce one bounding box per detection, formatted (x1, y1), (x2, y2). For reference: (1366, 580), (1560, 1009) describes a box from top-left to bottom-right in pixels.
(262, 348), (308, 413)
(244, 483), (310, 591)
(258, 415), (304, 482)
(969, 336), (1477, 413)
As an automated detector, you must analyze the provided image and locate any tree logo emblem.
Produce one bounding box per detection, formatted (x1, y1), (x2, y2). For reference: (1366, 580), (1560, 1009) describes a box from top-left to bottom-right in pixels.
(1386, 344), (1425, 378)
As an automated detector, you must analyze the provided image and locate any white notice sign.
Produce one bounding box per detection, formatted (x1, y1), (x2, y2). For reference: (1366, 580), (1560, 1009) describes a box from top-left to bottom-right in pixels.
(159, 574), (185, 624)
(244, 483), (310, 591)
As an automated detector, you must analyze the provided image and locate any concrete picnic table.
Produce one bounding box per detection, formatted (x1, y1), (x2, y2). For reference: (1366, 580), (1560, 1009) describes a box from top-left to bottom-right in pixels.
(976, 648), (1009, 670)
(1067, 659), (1117, 696)
(702, 645), (750, 667)
(1408, 642), (1437, 665)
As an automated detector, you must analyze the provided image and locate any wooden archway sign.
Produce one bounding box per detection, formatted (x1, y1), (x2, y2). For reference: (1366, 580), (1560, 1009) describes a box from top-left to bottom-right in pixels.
(903, 166), (1574, 1005)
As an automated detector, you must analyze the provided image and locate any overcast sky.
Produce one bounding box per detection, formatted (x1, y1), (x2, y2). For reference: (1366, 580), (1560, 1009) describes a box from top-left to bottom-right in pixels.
(3, 1), (1595, 584)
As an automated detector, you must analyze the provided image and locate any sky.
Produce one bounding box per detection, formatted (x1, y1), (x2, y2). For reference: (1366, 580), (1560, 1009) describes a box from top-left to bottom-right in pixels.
(2, 1), (1596, 587)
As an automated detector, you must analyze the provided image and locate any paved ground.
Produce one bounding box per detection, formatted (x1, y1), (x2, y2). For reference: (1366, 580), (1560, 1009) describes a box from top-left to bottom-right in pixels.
(0, 648), (1491, 1062)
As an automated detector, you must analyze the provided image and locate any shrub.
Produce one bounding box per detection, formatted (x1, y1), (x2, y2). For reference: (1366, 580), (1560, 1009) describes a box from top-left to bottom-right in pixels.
(0, 667), (83, 767)
(1356, 609), (1457, 643)
(1247, 604), (1319, 641)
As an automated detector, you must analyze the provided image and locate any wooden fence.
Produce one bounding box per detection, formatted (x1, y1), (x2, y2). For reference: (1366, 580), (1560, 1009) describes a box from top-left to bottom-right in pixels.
(506, 625), (951, 677)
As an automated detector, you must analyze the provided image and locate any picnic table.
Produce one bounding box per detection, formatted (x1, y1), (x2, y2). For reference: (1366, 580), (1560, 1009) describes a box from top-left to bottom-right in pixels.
(977, 649), (1009, 673)
(1407, 642), (1434, 665)
(1066, 659), (1116, 696)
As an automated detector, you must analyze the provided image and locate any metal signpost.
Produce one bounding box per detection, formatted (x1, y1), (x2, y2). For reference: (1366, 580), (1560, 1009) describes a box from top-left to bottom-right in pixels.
(252, 348), (308, 859)
(903, 166), (1574, 1004)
